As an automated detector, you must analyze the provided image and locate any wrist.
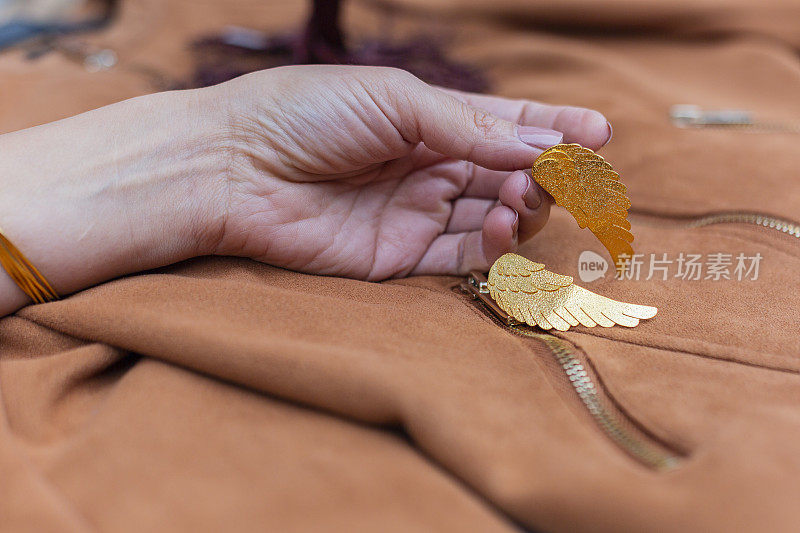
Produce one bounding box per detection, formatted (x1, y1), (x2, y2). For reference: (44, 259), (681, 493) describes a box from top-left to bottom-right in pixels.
(0, 88), (229, 312)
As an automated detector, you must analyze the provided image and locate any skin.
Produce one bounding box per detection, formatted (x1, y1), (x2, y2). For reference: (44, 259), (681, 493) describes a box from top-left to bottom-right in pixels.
(0, 65), (610, 316)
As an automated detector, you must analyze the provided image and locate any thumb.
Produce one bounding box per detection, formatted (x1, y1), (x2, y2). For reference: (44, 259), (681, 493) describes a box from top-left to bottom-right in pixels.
(390, 73), (563, 170)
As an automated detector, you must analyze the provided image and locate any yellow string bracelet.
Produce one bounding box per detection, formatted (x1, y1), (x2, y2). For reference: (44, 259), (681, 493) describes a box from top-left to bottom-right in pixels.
(0, 228), (59, 304)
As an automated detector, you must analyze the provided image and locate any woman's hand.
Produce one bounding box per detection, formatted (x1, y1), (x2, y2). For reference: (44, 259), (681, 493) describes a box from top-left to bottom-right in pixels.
(0, 65), (610, 315)
(207, 65), (611, 279)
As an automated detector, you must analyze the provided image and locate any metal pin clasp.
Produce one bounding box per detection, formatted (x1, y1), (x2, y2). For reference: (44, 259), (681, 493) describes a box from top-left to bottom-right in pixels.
(460, 271), (520, 325)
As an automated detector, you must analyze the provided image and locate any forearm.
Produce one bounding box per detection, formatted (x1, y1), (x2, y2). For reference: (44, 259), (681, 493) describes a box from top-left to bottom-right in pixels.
(0, 88), (227, 316)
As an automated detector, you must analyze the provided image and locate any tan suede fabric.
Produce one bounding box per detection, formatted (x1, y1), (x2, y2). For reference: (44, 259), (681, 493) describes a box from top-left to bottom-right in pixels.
(1, 0), (799, 531)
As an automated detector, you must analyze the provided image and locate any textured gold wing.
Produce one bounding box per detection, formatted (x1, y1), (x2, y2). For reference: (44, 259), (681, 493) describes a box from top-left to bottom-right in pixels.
(532, 143), (633, 270)
(487, 253), (656, 332)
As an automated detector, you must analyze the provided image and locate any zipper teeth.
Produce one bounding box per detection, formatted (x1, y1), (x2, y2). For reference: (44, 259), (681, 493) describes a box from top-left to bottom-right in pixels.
(455, 287), (682, 470)
(631, 210), (800, 239)
(507, 325), (680, 471)
(686, 122), (800, 134)
(683, 212), (800, 238)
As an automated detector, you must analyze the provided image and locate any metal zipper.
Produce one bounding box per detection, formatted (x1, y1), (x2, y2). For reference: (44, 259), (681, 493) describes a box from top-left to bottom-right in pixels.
(504, 326), (680, 471)
(458, 275), (682, 471)
(683, 213), (800, 237)
(670, 105), (800, 134)
(454, 209), (799, 469)
(629, 210), (800, 239)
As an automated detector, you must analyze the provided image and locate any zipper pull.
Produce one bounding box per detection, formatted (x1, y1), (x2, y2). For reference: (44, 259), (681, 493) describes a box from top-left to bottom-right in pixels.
(670, 105), (800, 133)
(460, 271), (521, 326)
(670, 105), (752, 127)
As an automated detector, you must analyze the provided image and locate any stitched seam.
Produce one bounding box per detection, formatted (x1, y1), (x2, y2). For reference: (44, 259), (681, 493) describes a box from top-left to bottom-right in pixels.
(565, 330), (800, 375)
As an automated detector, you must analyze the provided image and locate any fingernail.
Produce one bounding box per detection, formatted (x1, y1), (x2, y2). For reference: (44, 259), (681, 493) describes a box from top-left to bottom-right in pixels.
(517, 126), (563, 149)
(512, 209), (519, 233)
(604, 121), (613, 145)
(523, 174), (542, 209)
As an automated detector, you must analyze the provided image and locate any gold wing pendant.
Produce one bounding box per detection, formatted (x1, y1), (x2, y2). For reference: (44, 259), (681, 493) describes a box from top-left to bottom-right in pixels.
(532, 143), (633, 270)
(488, 253), (656, 331)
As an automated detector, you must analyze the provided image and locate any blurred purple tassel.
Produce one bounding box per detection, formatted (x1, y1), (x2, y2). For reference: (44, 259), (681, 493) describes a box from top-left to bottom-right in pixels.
(186, 0), (489, 93)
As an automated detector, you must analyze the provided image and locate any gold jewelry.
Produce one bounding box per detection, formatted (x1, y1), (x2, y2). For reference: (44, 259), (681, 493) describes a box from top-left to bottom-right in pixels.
(531, 143), (633, 271)
(0, 228), (59, 303)
(475, 253), (656, 332)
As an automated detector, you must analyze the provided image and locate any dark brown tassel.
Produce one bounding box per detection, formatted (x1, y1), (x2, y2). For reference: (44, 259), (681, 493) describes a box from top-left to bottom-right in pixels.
(187, 0), (489, 93)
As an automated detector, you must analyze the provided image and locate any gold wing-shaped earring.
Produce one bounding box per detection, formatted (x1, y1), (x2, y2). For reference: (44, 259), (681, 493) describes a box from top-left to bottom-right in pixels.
(487, 253), (656, 331)
(532, 143), (633, 271)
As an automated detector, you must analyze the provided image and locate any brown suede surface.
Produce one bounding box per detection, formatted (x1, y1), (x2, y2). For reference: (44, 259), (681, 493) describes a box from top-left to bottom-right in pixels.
(2, 0), (799, 531)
